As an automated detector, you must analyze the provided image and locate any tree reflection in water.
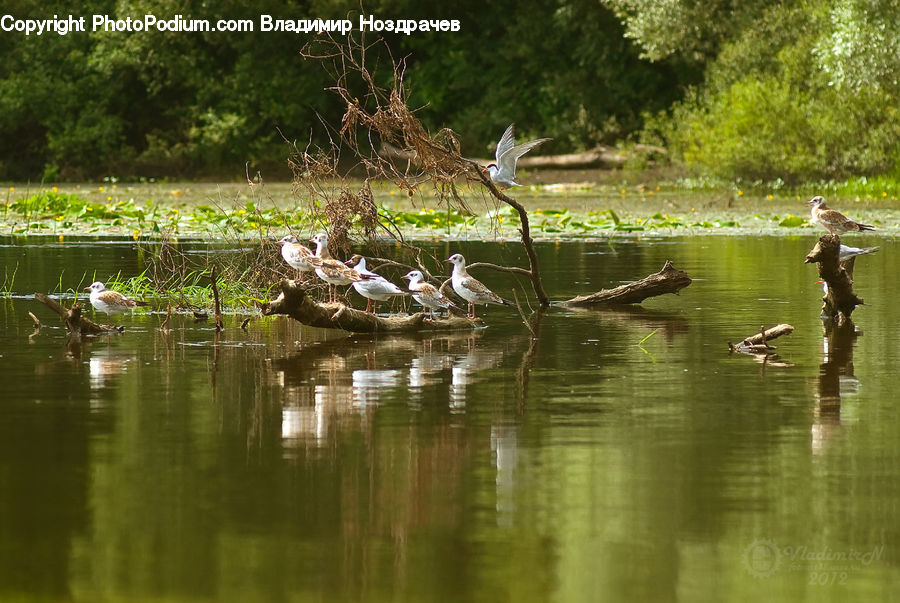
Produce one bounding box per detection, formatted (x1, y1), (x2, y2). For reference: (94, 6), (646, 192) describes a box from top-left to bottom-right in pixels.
(812, 321), (859, 455)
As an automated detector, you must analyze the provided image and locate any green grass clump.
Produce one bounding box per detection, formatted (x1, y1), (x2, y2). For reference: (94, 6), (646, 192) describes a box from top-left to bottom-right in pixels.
(83, 269), (269, 314)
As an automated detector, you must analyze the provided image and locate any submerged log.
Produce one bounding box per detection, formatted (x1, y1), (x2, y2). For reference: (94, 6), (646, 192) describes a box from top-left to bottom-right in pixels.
(34, 293), (122, 335)
(558, 260), (691, 308)
(262, 279), (482, 333)
(804, 234), (864, 322)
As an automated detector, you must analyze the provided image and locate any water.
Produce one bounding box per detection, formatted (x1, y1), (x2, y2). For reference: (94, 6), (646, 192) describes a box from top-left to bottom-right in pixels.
(1, 234), (898, 601)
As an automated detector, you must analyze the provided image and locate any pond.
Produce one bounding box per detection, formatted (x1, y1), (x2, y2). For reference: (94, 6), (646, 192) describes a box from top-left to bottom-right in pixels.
(1, 233), (897, 602)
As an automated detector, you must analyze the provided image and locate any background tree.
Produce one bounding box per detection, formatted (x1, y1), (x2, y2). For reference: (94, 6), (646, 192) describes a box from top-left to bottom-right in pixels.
(609, 0), (900, 182)
(0, 0), (689, 180)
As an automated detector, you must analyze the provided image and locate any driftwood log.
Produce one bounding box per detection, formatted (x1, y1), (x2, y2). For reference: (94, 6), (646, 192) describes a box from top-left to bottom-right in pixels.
(729, 324), (795, 353)
(34, 293), (122, 335)
(262, 279), (482, 333)
(559, 260), (691, 308)
(804, 234), (864, 322)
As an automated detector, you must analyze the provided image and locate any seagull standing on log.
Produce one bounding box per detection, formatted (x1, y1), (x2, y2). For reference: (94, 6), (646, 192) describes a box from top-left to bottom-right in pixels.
(446, 253), (512, 318)
(310, 233), (373, 304)
(278, 235), (317, 280)
(403, 270), (460, 321)
(482, 124), (550, 189)
(345, 255), (408, 314)
(808, 196), (874, 235)
(85, 281), (149, 318)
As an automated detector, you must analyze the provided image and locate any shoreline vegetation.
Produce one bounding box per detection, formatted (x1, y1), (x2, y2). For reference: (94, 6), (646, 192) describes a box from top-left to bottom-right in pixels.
(6, 168), (893, 317)
(3, 170), (899, 240)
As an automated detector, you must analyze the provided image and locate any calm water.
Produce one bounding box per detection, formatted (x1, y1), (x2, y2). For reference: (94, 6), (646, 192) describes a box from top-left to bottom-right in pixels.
(1, 234), (898, 602)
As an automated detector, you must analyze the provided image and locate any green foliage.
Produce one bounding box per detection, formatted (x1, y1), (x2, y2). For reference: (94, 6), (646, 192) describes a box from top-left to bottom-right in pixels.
(402, 0), (689, 149)
(651, 1), (900, 181)
(4, 0), (900, 184)
(815, 0), (900, 94)
(0, 0), (692, 180)
(605, 0), (782, 63)
(3, 188), (321, 236)
(97, 269), (264, 312)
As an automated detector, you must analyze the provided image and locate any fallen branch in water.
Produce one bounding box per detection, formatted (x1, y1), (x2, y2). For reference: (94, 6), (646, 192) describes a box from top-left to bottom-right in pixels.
(261, 279), (482, 333)
(729, 324), (795, 354)
(34, 293), (122, 336)
(558, 260), (692, 308)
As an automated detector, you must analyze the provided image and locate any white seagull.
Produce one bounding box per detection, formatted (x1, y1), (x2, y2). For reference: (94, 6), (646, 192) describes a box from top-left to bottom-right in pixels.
(85, 281), (149, 317)
(345, 255), (408, 314)
(838, 244), (879, 261)
(278, 235), (318, 279)
(808, 196), (874, 235)
(403, 270), (460, 321)
(482, 124), (551, 189)
(310, 233), (372, 304)
(446, 253), (512, 318)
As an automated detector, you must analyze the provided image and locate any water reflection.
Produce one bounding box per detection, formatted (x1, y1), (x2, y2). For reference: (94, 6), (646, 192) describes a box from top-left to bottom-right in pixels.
(275, 330), (519, 449)
(562, 303), (690, 341)
(491, 423), (519, 526)
(88, 347), (135, 408)
(812, 322), (859, 455)
(3, 236), (899, 602)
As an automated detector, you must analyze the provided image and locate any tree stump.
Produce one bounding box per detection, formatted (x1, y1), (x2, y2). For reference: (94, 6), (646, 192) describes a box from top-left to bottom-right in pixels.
(804, 234), (864, 323)
(261, 279), (482, 333)
(558, 260), (692, 308)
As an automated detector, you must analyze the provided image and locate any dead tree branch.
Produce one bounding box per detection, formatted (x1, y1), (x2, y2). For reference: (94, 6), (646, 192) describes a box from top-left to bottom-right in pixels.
(298, 33), (549, 306)
(559, 261), (691, 307)
(729, 324), (795, 353)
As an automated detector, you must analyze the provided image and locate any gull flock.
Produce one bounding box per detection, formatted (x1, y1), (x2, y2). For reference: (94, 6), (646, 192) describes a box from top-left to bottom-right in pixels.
(79, 126), (881, 324)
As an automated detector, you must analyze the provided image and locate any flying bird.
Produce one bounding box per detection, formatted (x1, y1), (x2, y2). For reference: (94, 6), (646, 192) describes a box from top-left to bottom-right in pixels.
(482, 124), (550, 189)
(345, 255), (408, 314)
(278, 235), (318, 280)
(808, 196), (874, 235)
(403, 270), (460, 321)
(310, 233), (373, 304)
(446, 253), (512, 318)
(85, 281), (149, 318)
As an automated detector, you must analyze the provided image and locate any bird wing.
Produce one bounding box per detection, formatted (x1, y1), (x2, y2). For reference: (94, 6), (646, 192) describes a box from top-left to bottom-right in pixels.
(284, 244), (315, 266)
(495, 124), (516, 164)
(97, 290), (127, 305)
(821, 210), (857, 230)
(460, 277), (505, 304)
(319, 260), (361, 281)
(414, 282), (451, 308)
(358, 277), (406, 296)
(497, 137), (551, 177)
(98, 290), (147, 307)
